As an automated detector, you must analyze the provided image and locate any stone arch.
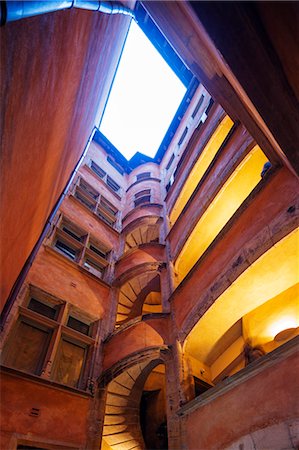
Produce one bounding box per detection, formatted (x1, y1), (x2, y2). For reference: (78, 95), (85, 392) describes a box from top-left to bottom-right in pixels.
(99, 347), (171, 450)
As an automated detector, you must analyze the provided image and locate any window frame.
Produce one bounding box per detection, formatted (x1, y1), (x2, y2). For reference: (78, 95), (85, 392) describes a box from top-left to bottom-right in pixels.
(73, 176), (119, 229)
(1, 287), (96, 391)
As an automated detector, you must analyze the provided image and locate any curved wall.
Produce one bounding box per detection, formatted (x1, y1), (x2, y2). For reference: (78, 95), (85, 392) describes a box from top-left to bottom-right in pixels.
(103, 317), (170, 371)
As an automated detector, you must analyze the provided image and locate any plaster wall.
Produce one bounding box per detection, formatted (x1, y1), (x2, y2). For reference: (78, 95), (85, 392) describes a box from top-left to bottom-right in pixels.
(122, 204), (163, 229)
(86, 142), (127, 187)
(103, 318), (169, 371)
(172, 167), (299, 330)
(124, 179), (162, 212)
(183, 350), (299, 449)
(27, 248), (110, 319)
(115, 244), (165, 279)
(0, 9), (130, 308)
(127, 162), (161, 186)
(168, 123), (254, 259)
(0, 371), (91, 448)
(60, 197), (119, 251)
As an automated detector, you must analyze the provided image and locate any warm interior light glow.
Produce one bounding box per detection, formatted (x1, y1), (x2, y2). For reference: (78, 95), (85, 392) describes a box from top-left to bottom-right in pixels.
(184, 228), (299, 364)
(175, 145), (268, 283)
(169, 115), (234, 225)
(269, 318), (298, 339)
(100, 21), (187, 160)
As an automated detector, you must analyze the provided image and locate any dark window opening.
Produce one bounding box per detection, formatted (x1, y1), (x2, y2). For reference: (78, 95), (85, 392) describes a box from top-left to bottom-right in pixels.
(135, 189), (151, 199)
(89, 244), (107, 259)
(55, 240), (78, 260)
(96, 210), (115, 227)
(100, 197), (118, 216)
(67, 316), (90, 336)
(205, 98), (214, 116)
(166, 154), (175, 170)
(18, 445), (48, 449)
(74, 190), (96, 211)
(107, 175), (120, 193)
(28, 298), (59, 321)
(134, 196), (151, 207)
(79, 179), (99, 200)
(178, 127), (188, 146)
(62, 226), (83, 242)
(191, 94), (205, 119)
(137, 172), (151, 181)
(90, 161), (106, 179)
(84, 258), (104, 277)
(194, 376), (213, 397)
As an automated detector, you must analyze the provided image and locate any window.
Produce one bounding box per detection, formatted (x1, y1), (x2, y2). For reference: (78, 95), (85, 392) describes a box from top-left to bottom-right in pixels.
(134, 189), (151, 207)
(99, 197), (118, 217)
(54, 222), (85, 262)
(137, 172), (151, 181)
(90, 160), (106, 179)
(51, 217), (110, 279)
(51, 338), (87, 387)
(166, 154), (175, 171)
(106, 175), (120, 193)
(67, 316), (90, 336)
(28, 298), (60, 320)
(2, 319), (51, 375)
(72, 177), (119, 229)
(2, 289), (96, 390)
(191, 95), (205, 119)
(178, 127), (188, 146)
(107, 156), (125, 175)
(89, 160), (122, 196)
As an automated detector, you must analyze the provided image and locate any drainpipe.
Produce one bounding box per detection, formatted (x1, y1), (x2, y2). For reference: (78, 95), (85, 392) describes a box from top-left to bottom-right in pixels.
(0, 127), (97, 331)
(0, 0), (135, 26)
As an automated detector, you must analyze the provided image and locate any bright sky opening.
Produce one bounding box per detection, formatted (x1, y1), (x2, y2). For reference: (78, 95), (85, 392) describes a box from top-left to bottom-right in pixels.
(99, 20), (187, 160)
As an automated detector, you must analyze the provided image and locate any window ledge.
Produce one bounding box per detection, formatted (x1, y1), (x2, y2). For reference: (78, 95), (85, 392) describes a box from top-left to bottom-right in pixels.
(44, 246), (111, 288)
(177, 336), (299, 417)
(68, 194), (120, 235)
(0, 365), (92, 398)
(122, 202), (163, 222)
(83, 165), (122, 200)
(126, 177), (161, 192)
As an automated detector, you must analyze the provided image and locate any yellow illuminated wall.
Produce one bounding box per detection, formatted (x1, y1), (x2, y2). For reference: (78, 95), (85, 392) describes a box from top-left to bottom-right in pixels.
(184, 228), (299, 366)
(175, 145), (268, 283)
(243, 284), (299, 346)
(169, 115), (234, 225)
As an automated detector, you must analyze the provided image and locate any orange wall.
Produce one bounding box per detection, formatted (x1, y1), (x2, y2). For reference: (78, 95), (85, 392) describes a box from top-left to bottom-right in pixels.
(1, 371), (91, 447)
(103, 318), (170, 371)
(183, 351), (299, 449)
(115, 244), (165, 279)
(173, 167), (299, 330)
(28, 248), (110, 319)
(0, 8), (130, 308)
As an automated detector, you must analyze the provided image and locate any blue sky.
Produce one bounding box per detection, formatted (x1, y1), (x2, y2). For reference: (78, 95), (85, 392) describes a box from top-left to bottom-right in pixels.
(99, 20), (186, 160)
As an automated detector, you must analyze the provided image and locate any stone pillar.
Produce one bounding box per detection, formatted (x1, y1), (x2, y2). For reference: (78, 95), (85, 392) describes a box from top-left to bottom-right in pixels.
(85, 385), (108, 450)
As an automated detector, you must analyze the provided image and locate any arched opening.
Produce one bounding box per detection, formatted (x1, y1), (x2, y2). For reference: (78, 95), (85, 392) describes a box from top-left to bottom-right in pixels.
(124, 217), (161, 252)
(101, 359), (168, 450)
(183, 228), (299, 395)
(117, 272), (161, 326)
(140, 364), (168, 450)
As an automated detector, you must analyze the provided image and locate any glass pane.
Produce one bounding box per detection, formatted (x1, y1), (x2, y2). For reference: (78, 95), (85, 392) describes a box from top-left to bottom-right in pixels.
(53, 340), (85, 387)
(28, 298), (58, 320)
(55, 240), (77, 260)
(3, 322), (50, 374)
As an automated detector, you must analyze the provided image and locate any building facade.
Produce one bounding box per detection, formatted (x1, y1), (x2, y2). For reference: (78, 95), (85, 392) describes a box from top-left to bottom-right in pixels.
(1, 2), (298, 450)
